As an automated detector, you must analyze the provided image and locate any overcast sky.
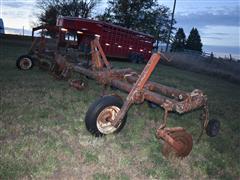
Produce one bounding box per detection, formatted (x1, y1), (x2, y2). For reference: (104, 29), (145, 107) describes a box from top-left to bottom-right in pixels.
(1, 0), (239, 50)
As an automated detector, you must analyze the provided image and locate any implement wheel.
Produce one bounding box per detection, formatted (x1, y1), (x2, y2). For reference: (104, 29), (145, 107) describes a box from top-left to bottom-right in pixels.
(85, 95), (127, 137)
(206, 119), (220, 137)
(162, 131), (193, 158)
(16, 55), (34, 70)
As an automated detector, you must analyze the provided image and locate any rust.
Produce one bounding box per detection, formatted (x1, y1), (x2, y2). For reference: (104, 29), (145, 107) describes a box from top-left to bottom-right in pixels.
(110, 53), (161, 127)
(96, 68), (133, 85)
(18, 26), (215, 159)
(96, 106), (121, 134)
(91, 37), (111, 70)
(174, 89), (206, 114)
(159, 129), (193, 158)
(69, 79), (86, 90)
(125, 75), (188, 100)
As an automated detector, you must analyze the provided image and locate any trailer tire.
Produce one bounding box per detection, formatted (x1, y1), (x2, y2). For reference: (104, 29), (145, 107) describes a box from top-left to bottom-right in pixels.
(137, 54), (144, 64)
(16, 55), (34, 70)
(129, 53), (140, 63)
(85, 95), (127, 137)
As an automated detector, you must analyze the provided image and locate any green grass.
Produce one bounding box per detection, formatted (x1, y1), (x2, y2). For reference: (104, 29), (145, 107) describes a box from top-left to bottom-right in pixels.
(0, 36), (240, 179)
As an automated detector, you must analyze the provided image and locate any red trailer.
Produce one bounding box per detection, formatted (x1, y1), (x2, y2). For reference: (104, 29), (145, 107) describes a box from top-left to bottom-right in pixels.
(56, 17), (155, 62)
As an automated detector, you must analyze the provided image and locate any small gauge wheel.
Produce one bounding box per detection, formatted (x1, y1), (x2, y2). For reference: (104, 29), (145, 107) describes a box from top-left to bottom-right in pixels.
(16, 55), (34, 70)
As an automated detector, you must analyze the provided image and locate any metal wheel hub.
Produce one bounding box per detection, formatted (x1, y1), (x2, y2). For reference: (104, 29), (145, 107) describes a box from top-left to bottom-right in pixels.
(20, 58), (32, 70)
(162, 130), (193, 158)
(96, 106), (121, 134)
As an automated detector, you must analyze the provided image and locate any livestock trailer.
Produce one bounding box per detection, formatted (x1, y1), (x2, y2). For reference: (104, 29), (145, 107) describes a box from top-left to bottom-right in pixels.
(56, 17), (155, 62)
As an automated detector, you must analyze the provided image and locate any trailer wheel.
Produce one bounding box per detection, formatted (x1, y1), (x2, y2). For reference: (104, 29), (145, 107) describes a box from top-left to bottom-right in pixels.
(128, 53), (137, 63)
(16, 55), (34, 70)
(137, 54), (144, 64)
(85, 95), (127, 137)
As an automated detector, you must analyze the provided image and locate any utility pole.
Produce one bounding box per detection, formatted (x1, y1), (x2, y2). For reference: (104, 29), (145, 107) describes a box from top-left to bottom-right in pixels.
(165, 0), (177, 52)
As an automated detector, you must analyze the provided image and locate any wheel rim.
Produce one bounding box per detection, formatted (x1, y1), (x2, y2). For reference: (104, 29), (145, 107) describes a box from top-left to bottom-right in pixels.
(20, 58), (32, 70)
(96, 106), (121, 134)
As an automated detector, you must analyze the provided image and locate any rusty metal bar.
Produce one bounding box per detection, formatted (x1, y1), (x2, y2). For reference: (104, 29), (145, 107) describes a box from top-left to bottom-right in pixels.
(109, 68), (133, 76)
(125, 75), (188, 100)
(73, 65), (97, 79)
(94, 38), (111, 69)
(91, 41), (103, 70)
(110, 79), (178, 105)
(133, 53), (161, 90)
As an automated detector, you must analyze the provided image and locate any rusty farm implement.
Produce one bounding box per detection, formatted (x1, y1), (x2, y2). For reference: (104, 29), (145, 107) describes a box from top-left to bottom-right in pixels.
(16, 25), (220, 158)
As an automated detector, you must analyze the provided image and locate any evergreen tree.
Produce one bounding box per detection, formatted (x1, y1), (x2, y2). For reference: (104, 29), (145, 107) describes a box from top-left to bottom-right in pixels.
(171, 28), (186, 51)
(185, 28), (203, 52)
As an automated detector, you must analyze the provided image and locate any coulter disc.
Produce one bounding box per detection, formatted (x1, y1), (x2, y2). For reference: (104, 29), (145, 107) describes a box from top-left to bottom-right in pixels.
(162, 130), (193, 158)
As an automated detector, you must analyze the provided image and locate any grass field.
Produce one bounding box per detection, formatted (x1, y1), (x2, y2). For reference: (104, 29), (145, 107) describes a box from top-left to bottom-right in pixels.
(0, 37), (240, 179)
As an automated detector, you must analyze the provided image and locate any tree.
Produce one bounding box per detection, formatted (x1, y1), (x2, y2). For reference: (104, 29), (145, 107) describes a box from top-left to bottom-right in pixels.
(97, 0), (174, 45)
(36, 0), (100, 36)
(185, 28), (203, 52)
(171, 28), (186, 52)
(98, 0), (156, 28)
(139, 5), (174, 44)
(38, 5), (59, 37)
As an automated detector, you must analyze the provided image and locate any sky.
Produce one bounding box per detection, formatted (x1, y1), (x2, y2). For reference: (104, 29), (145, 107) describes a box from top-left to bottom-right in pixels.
(0, 0), (239, 58)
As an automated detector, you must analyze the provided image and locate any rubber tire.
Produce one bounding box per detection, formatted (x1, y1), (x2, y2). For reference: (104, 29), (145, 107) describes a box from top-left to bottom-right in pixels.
(206, 119), (220, 137)
(16, 55), (34, 70)
(128, 53), (138, 63)
(85, 95), (127, 137)
(137, 54), (144, 64)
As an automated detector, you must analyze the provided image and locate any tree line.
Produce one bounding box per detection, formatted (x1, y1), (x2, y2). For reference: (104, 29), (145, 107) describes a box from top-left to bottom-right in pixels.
(36, 0), (203, 52)
(171, 27), (203, 52)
